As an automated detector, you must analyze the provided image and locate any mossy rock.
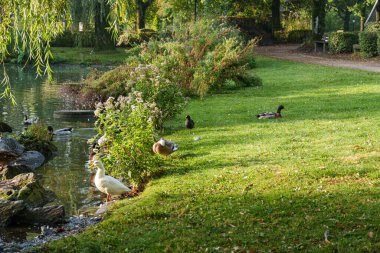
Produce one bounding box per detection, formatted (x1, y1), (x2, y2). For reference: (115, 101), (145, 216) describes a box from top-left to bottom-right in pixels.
(0, 173), (55, 207)
(17, 136), (57, 160)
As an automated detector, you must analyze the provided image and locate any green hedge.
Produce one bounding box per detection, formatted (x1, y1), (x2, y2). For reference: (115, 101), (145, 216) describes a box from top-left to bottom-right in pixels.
(273, 30), (312, 43)
(52, 31), (96, 48)
(328, 32), (358, 53)
(287, 30), (313, 43)
(359, 32), (378, 58)
(365, 22), (380, 32)
(377, 32), (380, 55)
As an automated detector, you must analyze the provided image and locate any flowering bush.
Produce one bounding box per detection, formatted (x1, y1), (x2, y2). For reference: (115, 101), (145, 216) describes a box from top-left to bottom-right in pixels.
(87, 63), (186, 130)
(94, 95), (160, 187)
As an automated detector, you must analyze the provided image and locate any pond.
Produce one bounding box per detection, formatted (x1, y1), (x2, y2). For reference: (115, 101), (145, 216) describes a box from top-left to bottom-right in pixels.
(0, 65), (102, 242)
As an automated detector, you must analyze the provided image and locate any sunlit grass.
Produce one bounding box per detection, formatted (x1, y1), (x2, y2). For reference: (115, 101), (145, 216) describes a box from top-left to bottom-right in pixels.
(41, 57), (380, 252)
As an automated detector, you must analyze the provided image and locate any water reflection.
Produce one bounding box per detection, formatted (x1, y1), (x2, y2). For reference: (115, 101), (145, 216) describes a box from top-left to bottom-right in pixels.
(0, 65), (100, 241)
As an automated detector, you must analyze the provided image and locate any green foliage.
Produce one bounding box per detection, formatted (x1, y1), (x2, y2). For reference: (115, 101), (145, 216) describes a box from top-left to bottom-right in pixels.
(94, 95), (160, 186)
(328, 32), (358, 53)
(359, 32), (378, 58)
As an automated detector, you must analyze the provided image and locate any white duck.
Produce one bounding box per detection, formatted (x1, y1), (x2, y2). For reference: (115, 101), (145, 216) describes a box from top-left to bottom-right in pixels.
(92, 157), (131, 202)
(47, 126), (73, 136)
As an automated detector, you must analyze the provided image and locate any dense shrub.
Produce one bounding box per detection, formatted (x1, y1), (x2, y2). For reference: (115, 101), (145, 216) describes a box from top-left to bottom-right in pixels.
(139, 19), (259, 96)
(51, 31), (96, 48)
(117, 29), (157, 47)
(328, 32), (358, 53)
(377, 32), (380, 55)
(93, 95), (160, 187)
(74, 31), (96, 48)
(51, 31), (75, 47)
(273, 31), (287, 43)
(359, 32), (378, 58)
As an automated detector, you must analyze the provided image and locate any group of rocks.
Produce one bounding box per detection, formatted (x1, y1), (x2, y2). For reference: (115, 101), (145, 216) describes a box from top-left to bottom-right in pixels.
(0, 137), (64, 227)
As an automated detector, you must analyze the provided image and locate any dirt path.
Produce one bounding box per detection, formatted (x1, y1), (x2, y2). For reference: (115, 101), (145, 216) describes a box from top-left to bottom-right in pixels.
(255, 44), (380, 73)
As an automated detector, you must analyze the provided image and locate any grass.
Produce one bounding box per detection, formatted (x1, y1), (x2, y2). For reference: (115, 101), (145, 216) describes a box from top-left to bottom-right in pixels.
(50, 47), (131, 65)
(40, 57), (380, 252)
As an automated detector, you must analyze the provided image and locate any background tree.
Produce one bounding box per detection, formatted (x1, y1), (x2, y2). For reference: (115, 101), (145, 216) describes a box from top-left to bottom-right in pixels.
(349, 0), (373, 31)
(329, 0), (356, 31)
(272, 0), (282, 32)
(94, 0), (115, 50)
(136, 0), (154, 29)
(312, 0), (327, 39)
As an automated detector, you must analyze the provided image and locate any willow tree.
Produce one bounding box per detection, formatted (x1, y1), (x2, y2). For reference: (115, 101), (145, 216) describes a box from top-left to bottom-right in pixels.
(0, 0), (70, 102)
(0, 0), (134, 101)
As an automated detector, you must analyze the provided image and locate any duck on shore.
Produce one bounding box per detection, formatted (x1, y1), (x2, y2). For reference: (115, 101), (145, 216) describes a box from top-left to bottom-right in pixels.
(152, 138), (179, 156)
(185, 115), (195, 129)
(256, 105), (285, 119)
(91, 157), (132, 202)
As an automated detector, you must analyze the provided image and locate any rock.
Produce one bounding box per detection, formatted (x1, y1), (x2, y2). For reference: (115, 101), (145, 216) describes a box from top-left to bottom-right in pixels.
(8, 151), (45, 170)
(0, 173), (55, 207)
(0, 138), (24, 163)
(14, 205), (65, 225)
(0, 200), (25, 227)
(0, 164), (33, 181)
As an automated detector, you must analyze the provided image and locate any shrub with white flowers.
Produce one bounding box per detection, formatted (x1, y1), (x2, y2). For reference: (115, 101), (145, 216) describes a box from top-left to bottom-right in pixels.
(94, 94), (160, 187)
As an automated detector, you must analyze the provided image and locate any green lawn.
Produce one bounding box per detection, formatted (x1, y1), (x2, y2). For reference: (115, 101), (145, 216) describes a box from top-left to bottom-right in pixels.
(50, 47), (130, 65)
(41, 57), (380, 252)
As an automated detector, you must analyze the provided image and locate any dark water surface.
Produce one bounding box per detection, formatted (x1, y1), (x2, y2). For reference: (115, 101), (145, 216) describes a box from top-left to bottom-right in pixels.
(0, 65), (100, 242)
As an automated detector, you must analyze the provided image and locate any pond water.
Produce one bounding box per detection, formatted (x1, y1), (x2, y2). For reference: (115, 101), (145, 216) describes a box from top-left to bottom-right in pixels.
(0, 65), (102, 242)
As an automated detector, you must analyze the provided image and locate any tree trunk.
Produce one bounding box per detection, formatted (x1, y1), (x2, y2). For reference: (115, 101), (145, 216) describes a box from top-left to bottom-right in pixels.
(271, 0), (282, 32)
(376, 1), (380, 22)
(136, 0), (153, 30)
(343, 10), (350, 31)
(94, 0), (114, 50)
(360, 7), (366, 31)
(312, 0), (327, 40)
(194, 0), (198, 21)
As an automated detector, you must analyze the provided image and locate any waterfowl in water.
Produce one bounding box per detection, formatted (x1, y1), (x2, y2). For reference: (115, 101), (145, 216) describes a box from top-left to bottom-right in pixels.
(23, 114), (39, 125)
(185, 115), (195, 129)
(0, 122), (12, 134)
(152, 138), (179, 156)
(256, 105), (285, 119)
(91, 157), (131, 202)
(48, 126), (73, 136)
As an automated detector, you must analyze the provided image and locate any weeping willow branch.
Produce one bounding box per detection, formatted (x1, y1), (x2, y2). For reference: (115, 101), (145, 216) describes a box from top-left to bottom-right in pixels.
(0, 0), (71, 101)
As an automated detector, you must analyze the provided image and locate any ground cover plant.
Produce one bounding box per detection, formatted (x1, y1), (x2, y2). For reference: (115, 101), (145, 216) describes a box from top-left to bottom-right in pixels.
(40, 57), (380, 252)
